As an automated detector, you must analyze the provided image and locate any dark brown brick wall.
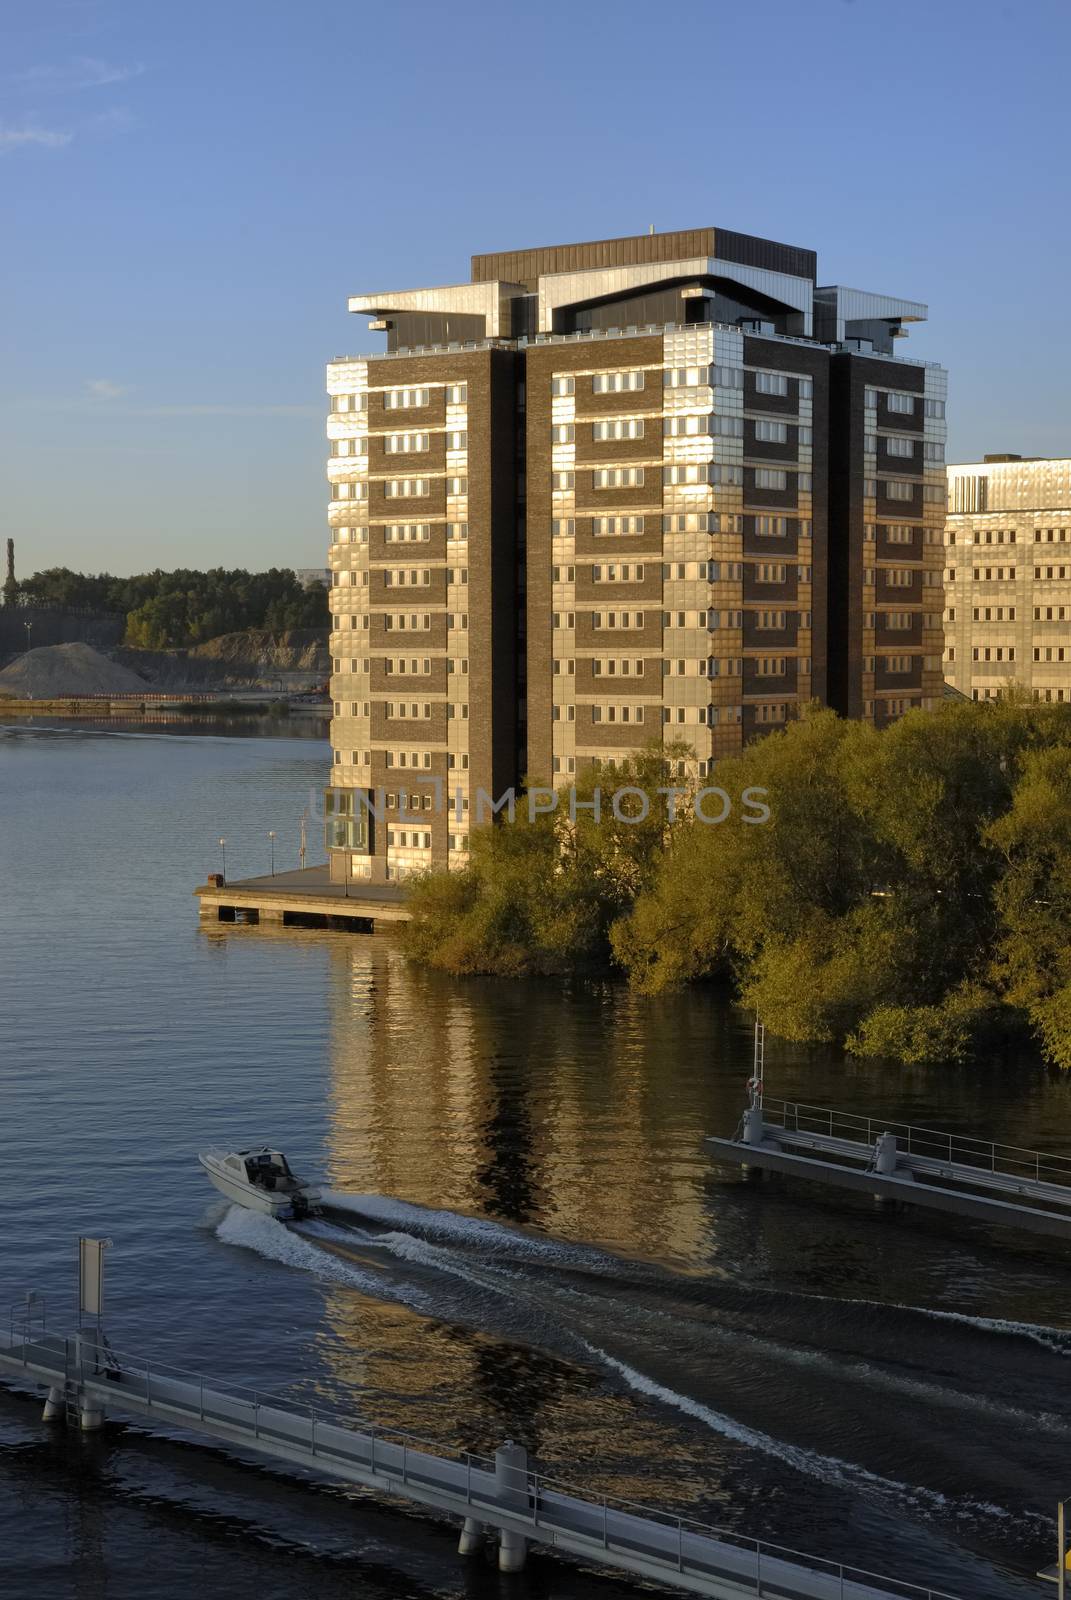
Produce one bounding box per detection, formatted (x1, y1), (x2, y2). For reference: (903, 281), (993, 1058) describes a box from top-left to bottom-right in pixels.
(525, 334), (663, 783)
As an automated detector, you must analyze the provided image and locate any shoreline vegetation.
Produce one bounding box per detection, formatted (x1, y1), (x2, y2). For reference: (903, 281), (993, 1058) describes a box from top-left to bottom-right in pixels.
(403, 698), (1071, 1070)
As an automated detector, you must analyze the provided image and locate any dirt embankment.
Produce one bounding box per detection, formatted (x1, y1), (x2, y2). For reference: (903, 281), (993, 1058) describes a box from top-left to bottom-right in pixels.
(116, 629), (330, 691)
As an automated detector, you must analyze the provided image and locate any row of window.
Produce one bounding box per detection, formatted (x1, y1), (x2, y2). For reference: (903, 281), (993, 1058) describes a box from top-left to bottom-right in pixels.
(973, 647), (1016, 662)
(863, 523), (918, 543)
(591, 705), (646, 723)
(380, 476), (469, 498)
(379, 384), (467, 408)
(551, 513), (809, 537)
(550, 368), (817, 397)
(550, 560), (807, 585)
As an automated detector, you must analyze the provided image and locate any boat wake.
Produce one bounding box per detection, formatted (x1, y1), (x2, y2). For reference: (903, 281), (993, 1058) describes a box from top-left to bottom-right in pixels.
(214, 1194), (1065, 1552)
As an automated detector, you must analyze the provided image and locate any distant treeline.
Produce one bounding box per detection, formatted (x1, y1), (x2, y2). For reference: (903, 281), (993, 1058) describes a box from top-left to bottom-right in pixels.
(12, 567), (328, 649)
(405, 698), (1071, 1070)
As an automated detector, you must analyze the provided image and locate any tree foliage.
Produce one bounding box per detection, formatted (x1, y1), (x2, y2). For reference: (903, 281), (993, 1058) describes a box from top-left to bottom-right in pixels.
(406, 700), (1071, 1067)
(15, 566), (328, 647)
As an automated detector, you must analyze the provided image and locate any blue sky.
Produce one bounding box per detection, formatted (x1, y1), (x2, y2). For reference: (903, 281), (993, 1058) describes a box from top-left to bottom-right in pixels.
(3, 0), (1069, 576)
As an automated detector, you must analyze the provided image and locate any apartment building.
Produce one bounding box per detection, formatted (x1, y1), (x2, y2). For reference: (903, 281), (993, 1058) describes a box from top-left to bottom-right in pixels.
(944, 455), (1071, 703)
(325, 227), (947, 882)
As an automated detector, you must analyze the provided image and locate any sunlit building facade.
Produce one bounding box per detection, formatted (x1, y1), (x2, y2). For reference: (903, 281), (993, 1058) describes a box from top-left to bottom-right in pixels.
(325, 227), (946, 881)
(944, 455), (1071, 703)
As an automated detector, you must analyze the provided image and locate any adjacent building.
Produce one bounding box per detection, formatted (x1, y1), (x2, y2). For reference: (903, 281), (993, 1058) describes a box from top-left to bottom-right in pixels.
(325, 227), (947, 883)
(944, 455), (1071, 704)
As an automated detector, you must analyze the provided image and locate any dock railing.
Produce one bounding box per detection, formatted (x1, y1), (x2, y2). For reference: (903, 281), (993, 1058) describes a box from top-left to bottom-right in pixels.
(762, 1099), (1071, 1192)
(0, 1325), (968, 1600)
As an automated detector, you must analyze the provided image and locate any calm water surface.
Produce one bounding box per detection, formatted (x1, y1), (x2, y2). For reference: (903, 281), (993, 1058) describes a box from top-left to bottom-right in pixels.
(2, 723), (1071, 1600)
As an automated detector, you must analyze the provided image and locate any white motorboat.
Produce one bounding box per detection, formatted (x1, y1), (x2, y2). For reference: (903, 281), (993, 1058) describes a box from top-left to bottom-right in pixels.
(199, 1146), (322, 1219)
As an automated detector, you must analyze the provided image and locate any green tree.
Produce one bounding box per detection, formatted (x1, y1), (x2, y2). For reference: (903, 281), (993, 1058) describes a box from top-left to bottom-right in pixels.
(987, 745), (1071, 1068)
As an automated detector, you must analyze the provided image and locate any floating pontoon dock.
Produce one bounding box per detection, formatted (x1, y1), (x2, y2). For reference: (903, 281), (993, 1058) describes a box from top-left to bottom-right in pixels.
(195, 866), (409, 931)
(707, 1099), (1071, 1242)
(0, 1323), (968, 1600)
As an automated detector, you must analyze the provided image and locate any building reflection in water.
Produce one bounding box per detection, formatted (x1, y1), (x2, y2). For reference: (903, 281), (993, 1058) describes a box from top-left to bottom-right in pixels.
(311, 938), (737, 1505)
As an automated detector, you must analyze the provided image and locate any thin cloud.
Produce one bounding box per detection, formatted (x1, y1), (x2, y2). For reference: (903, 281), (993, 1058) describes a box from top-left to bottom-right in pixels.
(13, 56), (145, 93)
(0, 123), (71, 151)
(87, 379), (132, 400)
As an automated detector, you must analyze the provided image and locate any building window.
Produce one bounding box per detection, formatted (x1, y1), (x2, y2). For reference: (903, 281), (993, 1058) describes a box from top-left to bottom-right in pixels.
(384, 387), (430, 409)
(553, 518), (576, 536)
(385, 433), (429, 453)
(593, 417), (644, 440)
(447, 430), (467, 450)
(592, 370), (645, 393)
(754, 469), (788, 491)
(552, 471), (575, 491)
(447, 522), (468, 540)
(594, 467), (644, 489)
(593, 516), (644, 536)
(592, 611), (644, 630)
(754, 419), (788, 444)
(885, 481), (915, 501)
(385, 523), (431, 542)
(386, 478), (430, 498)
(592, 563), (644, 582)
(551, 376), (575, 396)
(885, 436), (915, 458)
(755, 516), (787, 538)
(446, 383), (468, 404)
(551, 423), (575, 443)
(886, 392), (916, 414)
(754, 371), (789, 396)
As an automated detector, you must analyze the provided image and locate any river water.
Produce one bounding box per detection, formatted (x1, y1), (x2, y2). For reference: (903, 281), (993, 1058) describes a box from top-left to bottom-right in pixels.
(2, 721), (1070, 1600)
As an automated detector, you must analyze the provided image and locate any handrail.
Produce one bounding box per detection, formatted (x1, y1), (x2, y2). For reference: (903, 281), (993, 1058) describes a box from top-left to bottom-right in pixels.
(761, 1098), (1071, 1188)
(0, 1326), (966, 1599)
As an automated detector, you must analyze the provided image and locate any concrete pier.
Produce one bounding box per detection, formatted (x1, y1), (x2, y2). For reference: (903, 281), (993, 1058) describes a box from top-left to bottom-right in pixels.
(457, 1516), (484, 1555)
(194, 866), (409, 933)
(494, 1441), (529, 1572)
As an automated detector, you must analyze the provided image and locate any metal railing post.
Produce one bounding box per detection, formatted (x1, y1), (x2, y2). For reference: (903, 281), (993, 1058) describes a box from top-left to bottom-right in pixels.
(466, 1453), (471, 1504)
(1058, 1498), (1066, 1600)
(756, 1540), (762, 1595)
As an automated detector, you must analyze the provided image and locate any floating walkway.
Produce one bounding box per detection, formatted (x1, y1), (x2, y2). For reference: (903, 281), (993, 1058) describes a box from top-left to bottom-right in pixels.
(195, 865), (410, 931)
(0, 1323), (965, 1600)
(707, 1098), (1071, 1241)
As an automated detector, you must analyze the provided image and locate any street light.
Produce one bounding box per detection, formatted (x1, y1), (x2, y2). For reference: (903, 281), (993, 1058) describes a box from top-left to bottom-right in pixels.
(218, 837), (226, 880)
(268, 831), (276, 876)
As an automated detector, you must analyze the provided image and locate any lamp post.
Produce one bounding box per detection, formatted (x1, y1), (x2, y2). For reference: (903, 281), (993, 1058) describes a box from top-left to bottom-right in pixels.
(218, 837), (226, 881)
(299, 809), (307, 871)
(24, 620), (32, 700)
(1059, 1498), (1067, 1600)
(268, 831), (276, 877)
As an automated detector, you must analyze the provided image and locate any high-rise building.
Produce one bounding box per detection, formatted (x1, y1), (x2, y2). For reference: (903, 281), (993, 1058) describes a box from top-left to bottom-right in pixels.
(325, 228), (946, 883)
(944, 455), (1071, 703)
